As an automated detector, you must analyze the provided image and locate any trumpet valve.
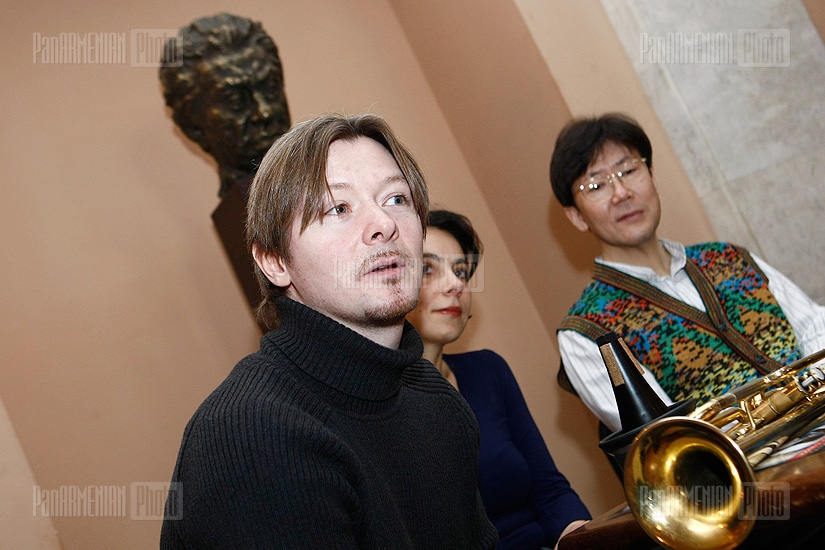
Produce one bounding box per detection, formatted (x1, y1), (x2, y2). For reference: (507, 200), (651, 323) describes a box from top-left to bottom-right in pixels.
(751, 386), (805, 425)
(798, 365), (825, 392)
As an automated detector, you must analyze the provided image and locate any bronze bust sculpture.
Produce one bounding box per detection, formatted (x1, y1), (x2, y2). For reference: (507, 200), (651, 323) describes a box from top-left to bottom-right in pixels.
(160, 13), (291, 198)
(160, 14), (291, 318)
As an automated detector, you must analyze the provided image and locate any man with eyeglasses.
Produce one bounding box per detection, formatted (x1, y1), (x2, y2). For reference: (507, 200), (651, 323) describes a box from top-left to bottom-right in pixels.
(549, 113), (825, 434)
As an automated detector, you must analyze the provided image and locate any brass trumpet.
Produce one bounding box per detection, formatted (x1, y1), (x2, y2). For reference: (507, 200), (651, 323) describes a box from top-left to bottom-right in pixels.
(618, 345), (825, 550)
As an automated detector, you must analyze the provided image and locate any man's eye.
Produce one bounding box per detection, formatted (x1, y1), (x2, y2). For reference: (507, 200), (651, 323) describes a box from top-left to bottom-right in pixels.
(326, 204), (348, 216)
(588, 181), (605, 191)
(386, 195), (407, 206)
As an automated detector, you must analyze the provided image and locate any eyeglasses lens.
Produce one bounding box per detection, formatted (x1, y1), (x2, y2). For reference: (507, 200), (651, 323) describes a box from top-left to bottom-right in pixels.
(580, 158), (646, 201)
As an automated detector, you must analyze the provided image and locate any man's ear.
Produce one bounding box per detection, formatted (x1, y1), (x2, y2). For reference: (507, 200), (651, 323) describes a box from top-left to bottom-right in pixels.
(252, 244), (292, 287)
(564, 205), (590, 232)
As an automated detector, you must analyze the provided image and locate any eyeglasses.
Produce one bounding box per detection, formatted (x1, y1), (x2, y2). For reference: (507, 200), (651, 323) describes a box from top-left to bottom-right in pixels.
(576, 157), (648, 202)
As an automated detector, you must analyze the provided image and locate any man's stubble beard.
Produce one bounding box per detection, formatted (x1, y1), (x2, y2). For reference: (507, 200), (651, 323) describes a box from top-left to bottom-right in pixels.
(362, 278), (420, 327)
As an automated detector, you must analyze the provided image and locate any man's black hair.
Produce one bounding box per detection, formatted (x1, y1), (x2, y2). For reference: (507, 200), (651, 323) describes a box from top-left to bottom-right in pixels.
(550, 113), (652, 207)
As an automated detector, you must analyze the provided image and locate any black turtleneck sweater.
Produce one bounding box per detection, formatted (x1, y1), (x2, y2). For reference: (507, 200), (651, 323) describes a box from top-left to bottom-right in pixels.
(160, 298), (498, 549)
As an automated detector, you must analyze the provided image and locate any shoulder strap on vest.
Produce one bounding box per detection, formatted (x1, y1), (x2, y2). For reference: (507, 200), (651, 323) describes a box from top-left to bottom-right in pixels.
(593, 263), (717, 329)
(559, 316), (610, 340)
(684, 256), (780, 374)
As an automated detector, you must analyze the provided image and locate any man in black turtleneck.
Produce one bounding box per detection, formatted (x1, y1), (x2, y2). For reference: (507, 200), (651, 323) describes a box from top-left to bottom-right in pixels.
(160, 113), (498, 549)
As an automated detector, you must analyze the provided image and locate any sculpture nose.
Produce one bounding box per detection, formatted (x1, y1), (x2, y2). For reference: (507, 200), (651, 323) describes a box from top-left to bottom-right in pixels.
(252, 91), (274, 120)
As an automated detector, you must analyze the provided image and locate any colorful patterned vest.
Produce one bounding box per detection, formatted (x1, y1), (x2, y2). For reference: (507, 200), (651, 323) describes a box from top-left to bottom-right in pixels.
(560, 242), (800, 405)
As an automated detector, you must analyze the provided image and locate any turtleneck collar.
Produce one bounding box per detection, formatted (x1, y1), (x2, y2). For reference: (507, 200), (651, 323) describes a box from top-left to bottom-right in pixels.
(261, 297), (424, 403)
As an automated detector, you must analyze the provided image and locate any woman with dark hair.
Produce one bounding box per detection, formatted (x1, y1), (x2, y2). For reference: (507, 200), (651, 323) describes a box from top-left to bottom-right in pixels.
(407, 209), (591, 550)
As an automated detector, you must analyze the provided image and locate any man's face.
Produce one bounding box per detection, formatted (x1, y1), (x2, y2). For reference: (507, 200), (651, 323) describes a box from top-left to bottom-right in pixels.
(267, 137), (423, 338)
(194, 46), (290, 168)
(564, 141), (661, 257)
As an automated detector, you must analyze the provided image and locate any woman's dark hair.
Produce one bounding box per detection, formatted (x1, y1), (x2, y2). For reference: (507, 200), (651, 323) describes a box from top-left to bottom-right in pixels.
(549, 113), (653, 207)
(427, 209), (483, 280)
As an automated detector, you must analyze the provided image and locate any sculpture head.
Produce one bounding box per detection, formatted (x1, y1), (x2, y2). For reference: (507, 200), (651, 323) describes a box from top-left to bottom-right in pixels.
(160, 13), (291, 196)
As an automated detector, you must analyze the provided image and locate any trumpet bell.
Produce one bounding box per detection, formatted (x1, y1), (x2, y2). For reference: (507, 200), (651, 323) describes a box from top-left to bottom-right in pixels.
(624, 417), (756, 550)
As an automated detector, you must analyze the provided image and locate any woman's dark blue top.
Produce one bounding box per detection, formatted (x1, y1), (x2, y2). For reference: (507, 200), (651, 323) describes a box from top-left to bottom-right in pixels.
(445, 349), (591, 550)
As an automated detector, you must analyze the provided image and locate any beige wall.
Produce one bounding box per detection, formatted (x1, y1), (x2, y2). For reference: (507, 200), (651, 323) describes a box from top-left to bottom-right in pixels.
(804, 0), (825, 48)
(2, 0), (732, 548)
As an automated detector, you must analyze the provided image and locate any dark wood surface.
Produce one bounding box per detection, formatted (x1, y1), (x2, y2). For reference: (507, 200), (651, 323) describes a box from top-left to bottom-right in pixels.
(559, 452), (825, 549)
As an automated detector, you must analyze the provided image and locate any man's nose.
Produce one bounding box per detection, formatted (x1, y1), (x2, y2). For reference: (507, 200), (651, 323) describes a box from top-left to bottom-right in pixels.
(609, 176), (633, 201)
(362, 205), (398, 244)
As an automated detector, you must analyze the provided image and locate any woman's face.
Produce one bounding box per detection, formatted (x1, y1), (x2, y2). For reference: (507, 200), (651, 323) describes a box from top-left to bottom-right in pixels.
(407, 227), (472, 346)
